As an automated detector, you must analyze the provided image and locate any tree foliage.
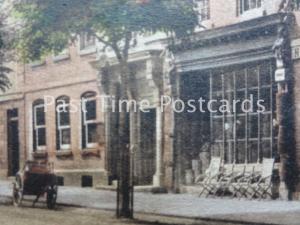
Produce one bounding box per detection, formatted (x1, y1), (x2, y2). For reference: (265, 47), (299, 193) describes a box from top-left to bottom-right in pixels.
(0, 1), (11, 92)
(12, 0), (199, 63)
(12, 0), (199, 218)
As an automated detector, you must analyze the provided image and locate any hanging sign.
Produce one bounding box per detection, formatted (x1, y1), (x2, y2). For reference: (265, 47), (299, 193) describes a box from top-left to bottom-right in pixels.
(275, 68), (286, 82)
(292, 39), (300, 60)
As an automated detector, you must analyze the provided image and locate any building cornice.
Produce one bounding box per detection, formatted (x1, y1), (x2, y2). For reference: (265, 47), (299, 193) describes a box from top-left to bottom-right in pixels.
(172, 13), (286, 53)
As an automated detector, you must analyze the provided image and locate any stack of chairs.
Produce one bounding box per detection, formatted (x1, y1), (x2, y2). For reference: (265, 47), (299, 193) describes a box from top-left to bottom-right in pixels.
(196, 157), (275, 200)
(196, 157), (222, 197)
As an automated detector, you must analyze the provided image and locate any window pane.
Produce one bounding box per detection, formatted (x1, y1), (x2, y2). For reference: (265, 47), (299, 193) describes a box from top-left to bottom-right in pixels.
(81, 33), (95, 49)
(261, 140), (271, 160)
(247, 67), (258, 87)
(250, 0), (257, 9)
(236, 90), (245, 114)
(224, 141), (234, 164)
(213, 117), (223, 140)
(225, 91), (234, 113)
(261, 113), (271, 138)
(248, 89), (258, 112)
(37, 128), (46, 146)
(248, 141), (258, 163)
(237, 141), (246, 163)
(212, 92), (223, 116)
(244, 0), (250, 11)
(224, 72), (234, 91)
(272, 86), (277, 112)
(212, 73), (222, 91)
(87, 123), (98, 144)
(248, 115), (258, 138)
(197, 0), (210, 20)
(260, 63), (271, 86)
(211, 142), (222, 157)
(85, 100), (96, 121)
(257, 0), (262, 7)
(8, 109), (18, 118)
(61, 128), (71, 145)
(59, 107), (70, 126)
(260, 88), (271, 112)
(225, 116), (234, 140)
(236, 115), (246, 139)
(86, 33), (95, 47)
(36, 106), (45, 126)
(236, 69), (245, 89)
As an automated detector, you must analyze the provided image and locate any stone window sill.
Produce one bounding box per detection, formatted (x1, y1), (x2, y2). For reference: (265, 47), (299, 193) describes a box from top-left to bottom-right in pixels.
(56, 150), (73, 158)
(53, 53), (70, 63)
(30, 60), (46, 68)
(79, 47), (97, 56)
(81, 149), (100, 157)
(240, 8), (264, 21)
(32, 150), (48, 158)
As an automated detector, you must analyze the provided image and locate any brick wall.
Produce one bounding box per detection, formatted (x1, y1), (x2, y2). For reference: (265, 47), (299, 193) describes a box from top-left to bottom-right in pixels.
(0, 100), (25, 178)
(0, 43), (108, 186)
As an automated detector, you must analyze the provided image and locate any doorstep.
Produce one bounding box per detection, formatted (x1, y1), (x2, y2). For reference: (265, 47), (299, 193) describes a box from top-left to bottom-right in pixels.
(6, 177), (15, 182)
(96, 184), (168, 193)
(180, 185), (201, 195)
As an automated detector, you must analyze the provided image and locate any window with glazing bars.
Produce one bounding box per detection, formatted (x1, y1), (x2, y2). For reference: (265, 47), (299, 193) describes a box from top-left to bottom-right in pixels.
(81, 92), (98, 149)
(239, 0), (262, 14)
(33, 99), (46, 151)
(195, 0), (210, 21)
(210, 61), (277, 164)
(56, 96), (71, 150)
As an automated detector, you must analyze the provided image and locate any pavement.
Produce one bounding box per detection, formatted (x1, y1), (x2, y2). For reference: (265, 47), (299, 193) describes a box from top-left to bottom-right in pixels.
(2, 180), (300, 225)
(0, 205), (179, 225)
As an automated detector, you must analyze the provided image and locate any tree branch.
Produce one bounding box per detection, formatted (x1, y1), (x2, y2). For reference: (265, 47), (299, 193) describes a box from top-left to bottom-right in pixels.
(92, 32), (113, 48)
(122, 31), (132, 61)
(89, 29), (124, 62)
(112, 42), (124, 62)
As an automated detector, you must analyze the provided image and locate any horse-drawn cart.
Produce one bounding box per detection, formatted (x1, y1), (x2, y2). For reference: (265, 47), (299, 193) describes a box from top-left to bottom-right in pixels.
(12, 161), (58, 209)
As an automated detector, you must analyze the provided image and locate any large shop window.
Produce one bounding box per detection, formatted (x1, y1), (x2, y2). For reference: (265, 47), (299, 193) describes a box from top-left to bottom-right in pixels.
(239, 0), (262, 14)
(195, 0), (210, 21)
(33, 99), (46, 151)
(81, 92), (98, 149)
(56, 96), (71, 150)
(210, 62), (277, 164)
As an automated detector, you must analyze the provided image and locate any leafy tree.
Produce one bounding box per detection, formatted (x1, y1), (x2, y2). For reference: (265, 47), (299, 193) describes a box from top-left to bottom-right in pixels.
(0, 2), (11, 92)
(0, 40), (11, 92)
(12, 0), (199, 217)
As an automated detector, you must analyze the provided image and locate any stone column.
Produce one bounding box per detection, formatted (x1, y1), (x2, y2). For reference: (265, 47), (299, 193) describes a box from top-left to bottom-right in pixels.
(153, 107), (163, 187)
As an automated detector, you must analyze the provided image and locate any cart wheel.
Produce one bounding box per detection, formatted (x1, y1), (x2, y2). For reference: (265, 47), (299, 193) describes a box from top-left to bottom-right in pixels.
(12, 179), (23, 207)
(46, 185), (57, 209)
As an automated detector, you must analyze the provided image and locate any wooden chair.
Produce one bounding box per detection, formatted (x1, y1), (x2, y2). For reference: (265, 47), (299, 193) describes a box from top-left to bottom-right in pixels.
(196, 157), (222, 197)
(229, 163), (256, 199)
(215, 163), (251, 197)
(248, 158), (275, 199)
(211, 164), (235, 197)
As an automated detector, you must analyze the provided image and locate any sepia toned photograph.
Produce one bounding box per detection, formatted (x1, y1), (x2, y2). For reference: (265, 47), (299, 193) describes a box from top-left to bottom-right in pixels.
(1, 0), (300, 224)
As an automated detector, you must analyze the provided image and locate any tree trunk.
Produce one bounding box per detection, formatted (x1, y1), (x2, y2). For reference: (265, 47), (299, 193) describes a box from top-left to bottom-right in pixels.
(117, 61), (133, 218)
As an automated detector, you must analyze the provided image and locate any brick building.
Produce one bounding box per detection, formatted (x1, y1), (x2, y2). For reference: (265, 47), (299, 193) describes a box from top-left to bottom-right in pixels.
(2, 0), (300, 198)
(0, 39), (107, 186)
